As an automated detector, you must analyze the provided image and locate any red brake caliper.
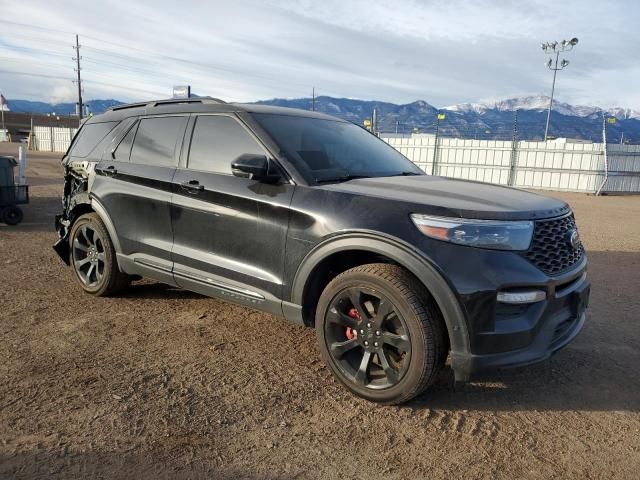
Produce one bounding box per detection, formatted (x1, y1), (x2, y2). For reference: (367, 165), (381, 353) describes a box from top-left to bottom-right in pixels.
(345, 308), (359, 340)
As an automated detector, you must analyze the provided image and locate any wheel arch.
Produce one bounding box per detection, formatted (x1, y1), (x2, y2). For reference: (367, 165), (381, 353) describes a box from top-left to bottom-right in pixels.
(89, 196), (122, 254)
(290, 232), (470, 356)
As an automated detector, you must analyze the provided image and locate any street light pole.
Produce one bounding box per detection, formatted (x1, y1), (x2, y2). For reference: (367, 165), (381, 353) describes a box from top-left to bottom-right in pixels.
(541, 38), (578, 141)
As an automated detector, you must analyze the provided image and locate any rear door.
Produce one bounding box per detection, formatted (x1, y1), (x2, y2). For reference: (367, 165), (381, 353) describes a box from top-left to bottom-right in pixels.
(92, 114), (188, 283)
(170, 113), (294, 313)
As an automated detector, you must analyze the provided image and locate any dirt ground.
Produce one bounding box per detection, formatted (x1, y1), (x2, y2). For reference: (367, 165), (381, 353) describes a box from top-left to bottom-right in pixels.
(1, 142), (639, 479)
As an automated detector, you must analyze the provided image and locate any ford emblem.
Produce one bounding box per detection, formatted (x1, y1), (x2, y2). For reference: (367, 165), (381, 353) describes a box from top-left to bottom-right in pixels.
(568, 229), (580, 250)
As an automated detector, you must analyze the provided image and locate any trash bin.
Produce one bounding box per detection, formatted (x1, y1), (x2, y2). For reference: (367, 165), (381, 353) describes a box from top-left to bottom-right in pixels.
(0, 155), (29, 225)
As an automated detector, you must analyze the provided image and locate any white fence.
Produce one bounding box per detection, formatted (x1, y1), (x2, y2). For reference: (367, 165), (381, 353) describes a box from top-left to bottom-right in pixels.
(383, 134), (640, 194)
(32, 126), (78, 153)
(28, 125), (640, 193)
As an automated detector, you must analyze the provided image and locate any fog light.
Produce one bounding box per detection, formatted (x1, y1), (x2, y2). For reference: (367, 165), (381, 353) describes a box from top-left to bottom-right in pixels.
(497, 290), (546, 304)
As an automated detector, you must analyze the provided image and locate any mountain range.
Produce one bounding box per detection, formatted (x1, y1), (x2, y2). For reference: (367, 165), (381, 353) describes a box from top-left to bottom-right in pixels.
(4, 95), (637, 142)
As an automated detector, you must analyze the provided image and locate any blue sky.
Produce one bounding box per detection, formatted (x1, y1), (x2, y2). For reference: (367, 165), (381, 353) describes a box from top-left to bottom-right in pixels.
(0, 0), (638, 109)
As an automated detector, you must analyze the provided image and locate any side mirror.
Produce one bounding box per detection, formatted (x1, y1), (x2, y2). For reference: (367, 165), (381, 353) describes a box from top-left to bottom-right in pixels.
(231, 154), (269, 180)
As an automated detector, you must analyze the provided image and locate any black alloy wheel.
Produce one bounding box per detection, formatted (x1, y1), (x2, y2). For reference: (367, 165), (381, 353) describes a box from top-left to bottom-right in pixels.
(324, 286), (411, 389)
(72, 224), (106, 287)
(316, 263), (447, 404)
(69, 213), (130, 296)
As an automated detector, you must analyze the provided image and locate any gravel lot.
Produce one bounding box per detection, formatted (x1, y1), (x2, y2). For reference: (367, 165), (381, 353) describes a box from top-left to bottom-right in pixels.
(1, 143), (639, 479)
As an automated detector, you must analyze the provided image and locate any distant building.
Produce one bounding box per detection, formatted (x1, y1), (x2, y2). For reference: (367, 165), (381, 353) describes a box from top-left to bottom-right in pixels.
(1, 112), (79, 141)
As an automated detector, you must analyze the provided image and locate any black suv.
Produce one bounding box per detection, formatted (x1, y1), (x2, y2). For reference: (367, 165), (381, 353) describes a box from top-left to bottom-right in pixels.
(54, 97), (590, 404)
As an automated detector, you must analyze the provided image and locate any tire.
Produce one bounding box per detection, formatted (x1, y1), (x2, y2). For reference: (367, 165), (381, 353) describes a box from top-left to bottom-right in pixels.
(69, 212), (130, 296)
(2, 206), (23, 225)
(315, 263), (447, 405)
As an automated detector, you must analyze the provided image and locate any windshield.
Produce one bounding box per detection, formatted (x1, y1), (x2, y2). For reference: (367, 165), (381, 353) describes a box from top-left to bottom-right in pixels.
(252, 113), (423, 183)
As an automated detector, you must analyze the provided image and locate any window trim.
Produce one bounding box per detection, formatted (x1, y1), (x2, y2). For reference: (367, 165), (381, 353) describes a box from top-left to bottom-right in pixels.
(69, 120), (119, 159)
(109, 118), (139, 162)
(128, 114), (188, 168)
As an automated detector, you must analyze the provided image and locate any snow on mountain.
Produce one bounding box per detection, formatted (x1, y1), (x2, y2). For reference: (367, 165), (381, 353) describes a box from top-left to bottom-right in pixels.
(443, 95), (640, 119)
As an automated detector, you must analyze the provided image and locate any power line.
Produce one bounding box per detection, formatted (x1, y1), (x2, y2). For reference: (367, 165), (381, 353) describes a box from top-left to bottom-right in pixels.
(0, 70), (166, 97)
(0, 20), (317, 95)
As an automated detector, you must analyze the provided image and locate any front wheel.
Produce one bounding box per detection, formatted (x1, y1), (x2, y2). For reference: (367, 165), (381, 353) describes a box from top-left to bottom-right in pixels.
(316, 263), (447, 405)
(69, 213), (130, 296)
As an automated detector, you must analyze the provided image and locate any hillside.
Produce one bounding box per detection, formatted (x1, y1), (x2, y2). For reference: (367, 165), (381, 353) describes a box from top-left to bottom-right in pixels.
(6, 95), (638, 142)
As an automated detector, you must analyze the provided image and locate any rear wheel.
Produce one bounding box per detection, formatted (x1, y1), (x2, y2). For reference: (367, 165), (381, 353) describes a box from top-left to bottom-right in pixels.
(69, 213), (130, 296)
(316, 263), (446, 404)
(2, 206), (23, 225)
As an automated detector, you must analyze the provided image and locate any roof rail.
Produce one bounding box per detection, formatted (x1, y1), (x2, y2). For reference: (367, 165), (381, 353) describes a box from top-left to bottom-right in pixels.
(108, 96), (226, 112)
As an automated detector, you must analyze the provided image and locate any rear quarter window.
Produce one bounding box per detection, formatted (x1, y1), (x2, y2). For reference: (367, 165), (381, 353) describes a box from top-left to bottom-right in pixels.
(70, 121), (118, 158)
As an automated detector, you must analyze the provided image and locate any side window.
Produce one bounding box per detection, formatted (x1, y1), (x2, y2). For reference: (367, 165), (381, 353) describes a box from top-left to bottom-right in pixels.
(112, 121), (138, 162)
(130, 116), (185, 167)
(188, 115), (264, 174)
(70, 121), (118, 158)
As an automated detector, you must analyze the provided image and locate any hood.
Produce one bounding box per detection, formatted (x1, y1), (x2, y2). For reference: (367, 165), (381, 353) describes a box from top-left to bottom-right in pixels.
(321, 175), (570, 221)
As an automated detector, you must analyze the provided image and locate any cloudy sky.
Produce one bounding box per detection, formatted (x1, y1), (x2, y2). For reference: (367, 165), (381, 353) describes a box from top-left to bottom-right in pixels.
(0, 0), (638, 109)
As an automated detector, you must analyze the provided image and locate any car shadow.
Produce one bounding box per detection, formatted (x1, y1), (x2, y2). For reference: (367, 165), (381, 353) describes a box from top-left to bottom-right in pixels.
(121, 281), (205, 300)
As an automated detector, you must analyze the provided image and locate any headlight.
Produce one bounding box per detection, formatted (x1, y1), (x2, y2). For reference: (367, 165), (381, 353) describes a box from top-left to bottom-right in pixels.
(410, 214), (533, 251)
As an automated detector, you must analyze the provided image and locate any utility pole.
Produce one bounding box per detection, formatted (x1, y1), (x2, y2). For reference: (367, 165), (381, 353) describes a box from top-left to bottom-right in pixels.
(73, 34), (83, 121)
(541, 38), (578, 141)
(312, 87), (316, 112)
(372, 108), (377, 136)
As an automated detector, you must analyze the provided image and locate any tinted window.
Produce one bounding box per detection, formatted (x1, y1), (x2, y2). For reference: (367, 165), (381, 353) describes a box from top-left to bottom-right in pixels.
(252, 114), (422, 183)
(71, 121), (117, 158)
(188, 115), (264, 174)
(130, 116), (185, 167)
(112, 122), (138, 162)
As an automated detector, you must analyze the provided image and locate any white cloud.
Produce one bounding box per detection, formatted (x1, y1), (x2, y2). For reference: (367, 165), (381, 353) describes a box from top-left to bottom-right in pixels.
(0, 0), (638, 109)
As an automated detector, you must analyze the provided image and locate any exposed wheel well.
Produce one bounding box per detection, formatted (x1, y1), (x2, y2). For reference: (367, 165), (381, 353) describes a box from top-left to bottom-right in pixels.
(300, 249), (449, 353)
(69, 203), (94, 225)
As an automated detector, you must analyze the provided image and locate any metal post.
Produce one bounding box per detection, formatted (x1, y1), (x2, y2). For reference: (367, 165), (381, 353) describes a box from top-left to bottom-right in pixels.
(17, 144), (27, 185)
(596, 112), (609, 196)
(312, 87), (315, 111)
(432, 115), (441, 176)
(544, 50), (559, 141)
(1, 103), (5, 141)
(50, 127), (54, 152)
(508, 110), (519, 186)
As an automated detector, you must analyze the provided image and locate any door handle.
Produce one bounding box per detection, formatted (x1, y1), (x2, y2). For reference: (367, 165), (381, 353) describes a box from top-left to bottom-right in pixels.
(180, 180), (204, 193)
(97, 165), (118, 176)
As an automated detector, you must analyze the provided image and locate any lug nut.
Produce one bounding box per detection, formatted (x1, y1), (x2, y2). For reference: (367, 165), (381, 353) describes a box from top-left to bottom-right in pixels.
(364, 341), (369, 346)
(375, 330), (380, 336)
(359, 329), (364, 334)
(374, 342), (379, 347)
(367, 322), (372, 328)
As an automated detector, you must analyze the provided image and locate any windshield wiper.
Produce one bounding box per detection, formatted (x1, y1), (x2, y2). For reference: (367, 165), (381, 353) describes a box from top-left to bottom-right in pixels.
(315, 174), (372, 184)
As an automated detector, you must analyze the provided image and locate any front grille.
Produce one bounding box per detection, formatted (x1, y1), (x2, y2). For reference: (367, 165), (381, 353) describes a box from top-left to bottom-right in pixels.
(523, 213), (584, 275)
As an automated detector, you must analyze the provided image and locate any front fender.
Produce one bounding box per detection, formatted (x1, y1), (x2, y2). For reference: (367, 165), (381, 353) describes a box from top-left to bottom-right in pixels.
(290, 231), (471, 361)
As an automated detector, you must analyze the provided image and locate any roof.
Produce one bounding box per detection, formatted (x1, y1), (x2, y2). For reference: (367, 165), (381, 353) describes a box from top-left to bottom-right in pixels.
(93, 97), (343, 123)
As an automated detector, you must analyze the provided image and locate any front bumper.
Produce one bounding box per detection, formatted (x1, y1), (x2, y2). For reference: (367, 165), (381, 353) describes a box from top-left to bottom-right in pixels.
(450, 266), (590, 381)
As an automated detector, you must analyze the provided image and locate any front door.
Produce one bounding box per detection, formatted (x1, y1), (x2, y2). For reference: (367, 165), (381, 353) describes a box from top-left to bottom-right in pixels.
(170, 114), (294, 313)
